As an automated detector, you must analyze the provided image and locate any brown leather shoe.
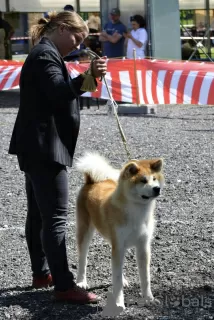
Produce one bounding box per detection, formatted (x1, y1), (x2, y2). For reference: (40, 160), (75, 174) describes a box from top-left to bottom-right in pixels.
(32, 274), (53, 289)
(54, 285), (100, 304)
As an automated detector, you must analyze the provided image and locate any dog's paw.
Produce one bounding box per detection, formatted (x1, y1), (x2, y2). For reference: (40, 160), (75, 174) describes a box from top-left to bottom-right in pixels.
(76, 280), (88, 289)
(141, 295), (160, 306)
(102, 304), (125, 317)
(122, 276), (129, 288)
(102, 293), (125, 317)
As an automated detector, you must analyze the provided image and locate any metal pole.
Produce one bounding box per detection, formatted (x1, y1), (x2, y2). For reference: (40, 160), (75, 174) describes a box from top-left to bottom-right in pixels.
(5, 0), (10, 12)
(76, 0), (80, 13)
(206, 0), (211, 58)
(146, 0), (152, 59)
(133, 49), (140, 105)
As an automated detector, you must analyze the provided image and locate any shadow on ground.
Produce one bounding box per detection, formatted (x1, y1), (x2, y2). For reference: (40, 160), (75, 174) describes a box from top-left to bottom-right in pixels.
(0, 284), (213, 320)
(0, 289), (102, 320)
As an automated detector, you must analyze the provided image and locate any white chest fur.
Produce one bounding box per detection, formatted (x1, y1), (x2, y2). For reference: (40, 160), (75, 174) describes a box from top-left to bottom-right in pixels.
(116, 201), (155, 248)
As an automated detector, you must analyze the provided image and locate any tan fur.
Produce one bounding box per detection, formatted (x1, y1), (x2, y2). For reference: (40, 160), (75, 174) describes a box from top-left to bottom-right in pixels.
(75, 153), (164, 313)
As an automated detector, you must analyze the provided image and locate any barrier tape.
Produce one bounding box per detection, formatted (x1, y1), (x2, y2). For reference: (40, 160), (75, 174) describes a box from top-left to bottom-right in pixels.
(12, 35), (213, 41)
(1, 58), (214, 105)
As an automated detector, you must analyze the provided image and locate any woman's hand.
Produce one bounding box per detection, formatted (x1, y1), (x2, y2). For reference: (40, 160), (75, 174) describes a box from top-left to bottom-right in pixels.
(91, 57), (107, 78)
(123, 32), (132, 39)
(126, 32), (133, 39)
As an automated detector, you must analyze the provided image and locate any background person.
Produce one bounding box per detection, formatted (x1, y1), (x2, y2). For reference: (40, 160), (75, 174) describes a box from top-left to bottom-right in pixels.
(181, 40), (200, 60)
(87, 12), (101, 33)
(63, 4), (74, 11)
(8, 10), (107, 304)
(99, 8), (127, 58)
(0, 11), (14, 59)
(124, 14), (148, 59)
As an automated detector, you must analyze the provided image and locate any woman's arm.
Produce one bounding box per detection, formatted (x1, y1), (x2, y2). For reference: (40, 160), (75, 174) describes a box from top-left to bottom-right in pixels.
(104, 31), (122, 44)
(130, 36), (143, 48)
(99, 31), (109, 42)
(127, 32), (143, 48)
(34, 50), (106, 102)
(35, 50), (87, 102)
(135, 28), (148, 48)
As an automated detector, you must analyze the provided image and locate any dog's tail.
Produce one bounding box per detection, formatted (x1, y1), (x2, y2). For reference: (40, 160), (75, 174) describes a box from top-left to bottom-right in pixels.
(75, 152), (120, 184)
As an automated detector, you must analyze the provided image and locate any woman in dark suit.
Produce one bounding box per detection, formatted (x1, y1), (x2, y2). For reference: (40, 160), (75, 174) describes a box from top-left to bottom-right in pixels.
(9, 10), (107, 304)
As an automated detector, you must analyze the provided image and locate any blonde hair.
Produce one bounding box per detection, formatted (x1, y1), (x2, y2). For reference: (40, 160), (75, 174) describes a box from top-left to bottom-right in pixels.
(30, 11), (89, 45)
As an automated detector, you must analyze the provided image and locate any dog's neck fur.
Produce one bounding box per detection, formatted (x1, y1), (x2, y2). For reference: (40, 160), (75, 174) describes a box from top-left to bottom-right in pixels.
(111, 183), (156, 227)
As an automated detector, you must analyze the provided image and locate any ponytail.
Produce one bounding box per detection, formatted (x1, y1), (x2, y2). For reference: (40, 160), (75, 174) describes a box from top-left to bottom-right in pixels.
(30, 16), (51, 45)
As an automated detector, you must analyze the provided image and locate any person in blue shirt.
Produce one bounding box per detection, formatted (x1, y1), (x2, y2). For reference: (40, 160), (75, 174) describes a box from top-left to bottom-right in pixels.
(63, 4), (74, 11)
(99, 8), (127, 58)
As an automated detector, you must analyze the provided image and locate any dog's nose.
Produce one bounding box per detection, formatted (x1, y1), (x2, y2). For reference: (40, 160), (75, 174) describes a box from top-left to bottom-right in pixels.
(153, 187), (160, 196)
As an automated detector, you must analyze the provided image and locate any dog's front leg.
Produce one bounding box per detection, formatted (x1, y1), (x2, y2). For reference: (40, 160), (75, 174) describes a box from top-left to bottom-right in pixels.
(136, 238), (158, 305)
(102, 238), (126, 317)
(102, 244), (126, 317)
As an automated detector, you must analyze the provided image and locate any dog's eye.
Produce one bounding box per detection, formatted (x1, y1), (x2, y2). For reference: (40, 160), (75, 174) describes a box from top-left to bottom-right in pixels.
(153, 177), (156, 181)
(141, 177), (148, 184)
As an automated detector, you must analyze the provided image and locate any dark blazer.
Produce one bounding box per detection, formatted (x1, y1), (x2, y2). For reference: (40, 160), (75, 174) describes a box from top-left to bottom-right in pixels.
(9, 37), (89, 169)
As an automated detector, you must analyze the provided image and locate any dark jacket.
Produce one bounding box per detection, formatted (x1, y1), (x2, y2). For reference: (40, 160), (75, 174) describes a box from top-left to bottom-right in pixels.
(9, 37), (88, 169)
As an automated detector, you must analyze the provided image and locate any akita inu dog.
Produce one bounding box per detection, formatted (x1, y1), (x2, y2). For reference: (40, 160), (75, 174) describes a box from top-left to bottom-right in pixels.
(75, 153), (164, 312)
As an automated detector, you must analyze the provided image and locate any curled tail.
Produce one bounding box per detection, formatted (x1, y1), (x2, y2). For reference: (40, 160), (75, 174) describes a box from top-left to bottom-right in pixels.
(75, 152), (120, 184)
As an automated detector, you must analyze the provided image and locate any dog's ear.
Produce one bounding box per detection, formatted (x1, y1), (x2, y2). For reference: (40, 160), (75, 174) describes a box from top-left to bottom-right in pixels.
(122, 162), (139, 179)
(150, 159), (163, 172)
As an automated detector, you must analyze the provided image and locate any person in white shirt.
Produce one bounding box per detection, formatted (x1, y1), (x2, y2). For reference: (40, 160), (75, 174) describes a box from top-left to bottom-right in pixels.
(87, 13), (101, 33)
(124, 15), (148, 59)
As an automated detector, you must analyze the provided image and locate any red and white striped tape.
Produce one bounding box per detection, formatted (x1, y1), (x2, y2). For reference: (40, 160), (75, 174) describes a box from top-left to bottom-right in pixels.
(1, 58), (214, 105)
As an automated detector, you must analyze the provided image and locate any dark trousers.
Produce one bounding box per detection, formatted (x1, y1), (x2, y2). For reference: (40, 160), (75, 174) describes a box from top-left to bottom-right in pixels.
(24, 160), (74, 291)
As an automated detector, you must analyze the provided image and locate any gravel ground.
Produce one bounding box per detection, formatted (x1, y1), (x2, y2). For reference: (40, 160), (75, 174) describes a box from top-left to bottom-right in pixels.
(0, 90), (214, 320)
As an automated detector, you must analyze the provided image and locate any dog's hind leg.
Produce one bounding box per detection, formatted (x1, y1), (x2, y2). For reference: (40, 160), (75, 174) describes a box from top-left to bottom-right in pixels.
(76, 206), (94, 289)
